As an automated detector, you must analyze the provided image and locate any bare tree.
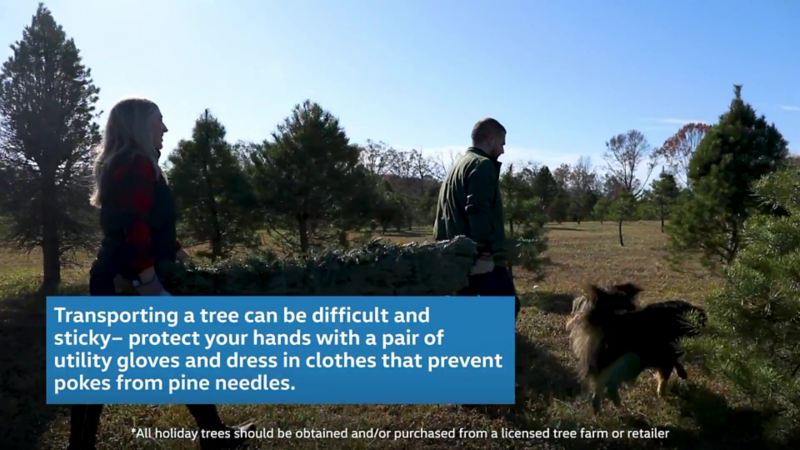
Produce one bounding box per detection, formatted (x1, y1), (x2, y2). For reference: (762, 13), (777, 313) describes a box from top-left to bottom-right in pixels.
(568, 156), (599, 193)
(603, 130), (655, 246)
(408, 148), (433, 195)
(567, 157), (600, 223)
(604, 129), (654, 197)
(360, 139), (394, 177)
(553, 163), (571, 190)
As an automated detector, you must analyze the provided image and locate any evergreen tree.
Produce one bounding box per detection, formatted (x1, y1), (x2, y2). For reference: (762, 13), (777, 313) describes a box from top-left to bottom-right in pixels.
(687, 167), (800, 441)
(531, 165), (560, 221)
(549, 191), (570, 224)
(608, 192), (636, 246)
(375, 189), (407, 233)
(498, 165), (548, 277)
(668, 85), (788, 267)
(168, 110), (259, 261)
(592, 197), (612, 224)
(634, 189), (659, 221)
(568, 190), (599, 224)
(0, 4), (101, 293)
(501, 164), (542, 235)
(249, 100), (374, 255)
(651, 172), (680, 232)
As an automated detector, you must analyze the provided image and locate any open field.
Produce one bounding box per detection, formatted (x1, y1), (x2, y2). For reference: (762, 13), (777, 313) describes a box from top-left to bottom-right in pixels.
(1, 221), (776, 449)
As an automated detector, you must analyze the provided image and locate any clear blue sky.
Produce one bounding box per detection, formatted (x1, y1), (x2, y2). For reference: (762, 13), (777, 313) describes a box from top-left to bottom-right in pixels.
(1, 0), (798, 174)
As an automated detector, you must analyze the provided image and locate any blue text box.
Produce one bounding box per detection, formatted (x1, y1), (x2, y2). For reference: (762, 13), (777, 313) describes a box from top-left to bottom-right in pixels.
(46, 296), (514, 404)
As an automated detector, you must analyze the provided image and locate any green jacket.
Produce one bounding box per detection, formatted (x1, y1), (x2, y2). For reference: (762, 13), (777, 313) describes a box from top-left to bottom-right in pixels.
(433, 147), (507, 266)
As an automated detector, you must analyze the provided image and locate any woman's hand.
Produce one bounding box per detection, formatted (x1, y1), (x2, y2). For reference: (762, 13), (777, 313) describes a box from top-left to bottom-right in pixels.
(134, 267), (170, 296)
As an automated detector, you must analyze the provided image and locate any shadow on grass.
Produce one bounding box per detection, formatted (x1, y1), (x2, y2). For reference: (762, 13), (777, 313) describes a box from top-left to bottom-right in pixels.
(469, 332), (582, 426)
(514, 331), (581, 403)
(652, 383), (780, 449)
(523, 291), (575, 315)
(0, 282), (87, 449)
(547, 226), (588, 232)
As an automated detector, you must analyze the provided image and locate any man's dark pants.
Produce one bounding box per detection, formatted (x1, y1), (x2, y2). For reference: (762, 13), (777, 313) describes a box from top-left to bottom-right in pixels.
(457, 265), (520, 317)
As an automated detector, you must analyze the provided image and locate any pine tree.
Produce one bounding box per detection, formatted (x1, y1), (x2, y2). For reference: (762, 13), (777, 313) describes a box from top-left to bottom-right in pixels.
(0, 4), (101, 293)
(687, 167), (800, 441)
(592, 197), (612, 224)
(668, 85), (788, 267)
(249, 100), (375, 255)
(651, 172), (680, 232)
(501, 164), (540, 235)
(168, 110), (259, 261)
(608, 192), (636, 246)
(531, 166), (560, 221)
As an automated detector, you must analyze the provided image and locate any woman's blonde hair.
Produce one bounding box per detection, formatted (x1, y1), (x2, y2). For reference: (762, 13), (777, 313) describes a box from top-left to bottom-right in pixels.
(90, 98), (162, 207)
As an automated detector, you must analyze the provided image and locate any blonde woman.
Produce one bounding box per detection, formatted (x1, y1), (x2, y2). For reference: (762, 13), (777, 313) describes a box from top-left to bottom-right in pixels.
(70, 98), (251, 450)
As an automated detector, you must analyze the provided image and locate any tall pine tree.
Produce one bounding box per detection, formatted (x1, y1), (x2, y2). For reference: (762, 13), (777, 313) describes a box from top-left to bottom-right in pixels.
(168, 110), (259, 261)
(250, 100), (375, 255)
(0, 4), (101, 293)
(669, 85), (788, 267)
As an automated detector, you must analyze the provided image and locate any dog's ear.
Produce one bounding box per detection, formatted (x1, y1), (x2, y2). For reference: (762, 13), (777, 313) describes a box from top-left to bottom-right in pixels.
(627, 283), (643, 295)
(615, 282), (642, 299)
(586, 284), (604, 301)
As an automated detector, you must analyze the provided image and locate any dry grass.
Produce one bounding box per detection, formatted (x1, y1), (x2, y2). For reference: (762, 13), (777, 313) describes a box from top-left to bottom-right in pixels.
(0, 221), (775, 449)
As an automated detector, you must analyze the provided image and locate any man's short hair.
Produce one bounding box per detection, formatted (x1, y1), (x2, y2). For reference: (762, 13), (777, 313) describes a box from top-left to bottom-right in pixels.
(471, 118), (506, 145)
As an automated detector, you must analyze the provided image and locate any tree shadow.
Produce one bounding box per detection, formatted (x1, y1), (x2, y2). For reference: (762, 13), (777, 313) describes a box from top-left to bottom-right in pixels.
(515, 331), (581, 402)
(653, 382), (780, 449)
(0, 289), (67, 449)
(469, 332), (582, 425)
(524, 291), (575, 315)
(547, 226), (587, 232)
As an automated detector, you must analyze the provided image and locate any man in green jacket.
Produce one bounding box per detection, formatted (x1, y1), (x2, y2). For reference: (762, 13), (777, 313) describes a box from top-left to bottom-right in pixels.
(434, 118), (519, 317)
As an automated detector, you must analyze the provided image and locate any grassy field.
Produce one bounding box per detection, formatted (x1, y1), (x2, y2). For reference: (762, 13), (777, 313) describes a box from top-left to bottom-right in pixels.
(0, 221), (776, 449)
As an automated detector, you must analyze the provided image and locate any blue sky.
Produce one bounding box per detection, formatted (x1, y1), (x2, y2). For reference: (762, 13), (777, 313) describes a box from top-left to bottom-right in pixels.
(1, 0), (798, 174)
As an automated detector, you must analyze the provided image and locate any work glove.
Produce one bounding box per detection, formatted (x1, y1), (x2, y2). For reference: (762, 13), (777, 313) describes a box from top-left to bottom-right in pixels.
(470, 254), (495, 275)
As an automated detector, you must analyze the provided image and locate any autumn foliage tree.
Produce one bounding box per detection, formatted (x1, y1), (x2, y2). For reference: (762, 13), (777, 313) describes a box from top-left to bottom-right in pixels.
(653, 122), (711, 187)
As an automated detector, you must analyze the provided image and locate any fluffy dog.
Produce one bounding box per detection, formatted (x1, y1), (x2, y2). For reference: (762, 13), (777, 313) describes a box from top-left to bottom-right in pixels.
(566, 283), (706, 412)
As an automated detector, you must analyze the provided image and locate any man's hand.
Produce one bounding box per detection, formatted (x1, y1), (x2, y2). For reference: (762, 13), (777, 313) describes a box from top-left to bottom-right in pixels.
(113, 275), (134, 294)
(470, 253), (495, 275)
(176, 248), (191, 263)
